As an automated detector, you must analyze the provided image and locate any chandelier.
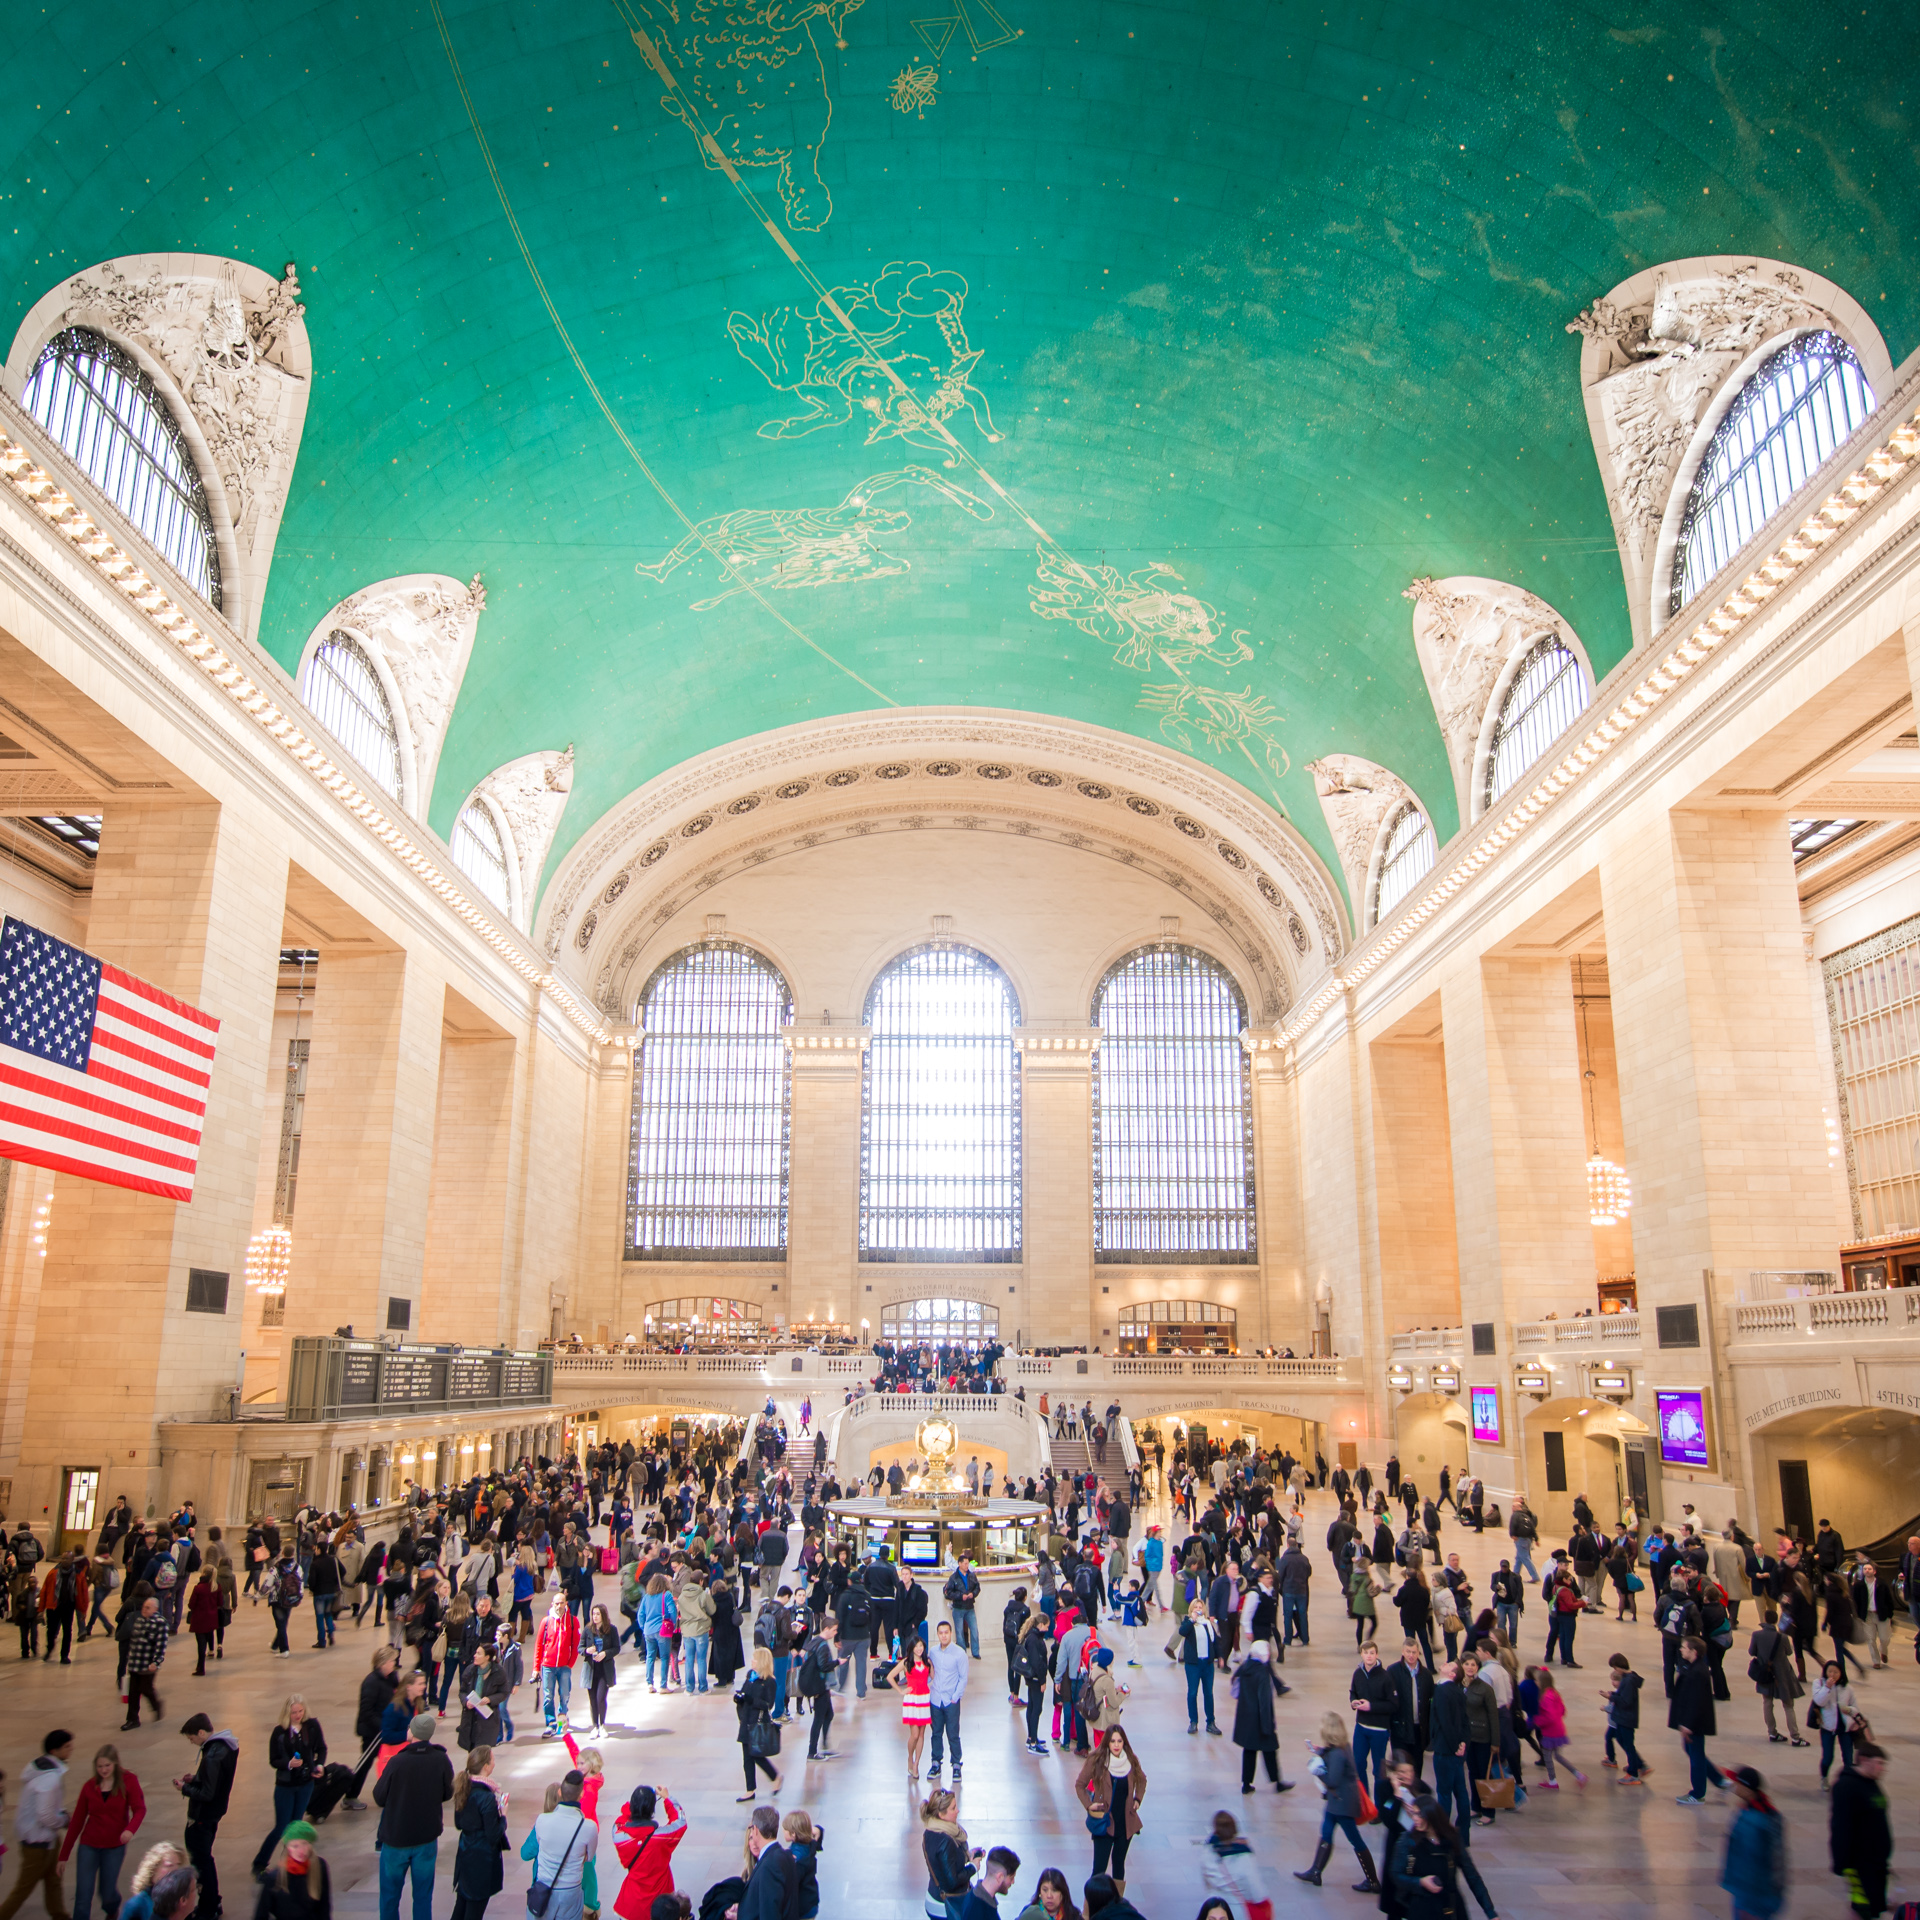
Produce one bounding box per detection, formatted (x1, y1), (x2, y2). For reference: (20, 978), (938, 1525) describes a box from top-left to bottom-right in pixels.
(246, 1222), (293, 1295)
(1577, 957), (1632, 1228)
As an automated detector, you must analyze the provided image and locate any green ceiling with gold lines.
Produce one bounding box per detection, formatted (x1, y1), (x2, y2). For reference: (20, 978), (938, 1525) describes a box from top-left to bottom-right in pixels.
(6, 0), (1917, 896)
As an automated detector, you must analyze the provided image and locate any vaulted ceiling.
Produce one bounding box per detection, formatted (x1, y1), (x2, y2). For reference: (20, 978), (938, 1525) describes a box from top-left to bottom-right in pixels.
(7, 1), (1916, 896)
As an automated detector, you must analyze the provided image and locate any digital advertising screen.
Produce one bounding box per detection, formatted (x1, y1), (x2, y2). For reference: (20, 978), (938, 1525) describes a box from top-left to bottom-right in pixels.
(1469, 1386), (1502, 1445)
(1655, 1389), (1712, 1469)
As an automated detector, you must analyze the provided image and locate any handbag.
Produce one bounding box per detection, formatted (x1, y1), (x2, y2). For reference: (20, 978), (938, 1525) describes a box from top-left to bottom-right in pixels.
(527, 1816), (586, 1919)
(1626, 1573), (1645, 1593)
(1475, 1760), (1516, 1810)
(745, 1711), (782, 1759)
(1357, 1782), (1378, 1823)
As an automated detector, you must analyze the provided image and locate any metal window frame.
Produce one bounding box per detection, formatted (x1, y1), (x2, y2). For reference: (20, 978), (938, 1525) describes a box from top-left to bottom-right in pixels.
(879, 1296), (1001, 1349)
(22, 326), (222, 608)
(274, 1035), (310, 1222)
(301, 632), (406, 801)
(860, 943), (1022, 1262)
(1484, 638), (1588, 811)
(626, 941), (793, 1260)
(1091, 944), (1256, 1263)
(1370, 801), (1438, 927)
(451, 799), (513, 912)
(1822, 908), (1920, 1239)
(1671, 330), (1876, 618)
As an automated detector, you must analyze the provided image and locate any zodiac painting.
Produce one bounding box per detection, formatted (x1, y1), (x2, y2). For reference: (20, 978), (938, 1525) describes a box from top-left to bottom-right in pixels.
(889, 0), (1020, 114)
(726, 259), (1002, 459)
(1030, 548), (1287, 777)
(629, 0), (867, 232)
(635, 467), (992, 609)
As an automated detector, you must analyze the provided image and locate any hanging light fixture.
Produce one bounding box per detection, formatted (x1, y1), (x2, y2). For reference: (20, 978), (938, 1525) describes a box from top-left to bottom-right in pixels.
(1577, 957), (1632, 1227)
(251, 951), (311, 1299)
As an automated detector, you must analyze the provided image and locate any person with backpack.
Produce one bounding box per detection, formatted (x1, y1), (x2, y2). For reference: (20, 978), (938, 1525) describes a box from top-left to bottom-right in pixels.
(264, 1547), (303, 1658)
(797, 1621), (840, 1760)
(37, 1550), (89, 1666)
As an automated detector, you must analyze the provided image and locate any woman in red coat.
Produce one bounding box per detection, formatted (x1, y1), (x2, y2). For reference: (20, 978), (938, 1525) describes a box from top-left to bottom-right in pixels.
(59, 1742), (146, 1920)
(612, 1786), (687, 1918)
(186, 1571), (223, 1676)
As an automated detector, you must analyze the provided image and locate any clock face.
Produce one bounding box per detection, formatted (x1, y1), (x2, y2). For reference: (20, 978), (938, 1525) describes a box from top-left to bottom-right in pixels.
(917, 1416), (958, 1460)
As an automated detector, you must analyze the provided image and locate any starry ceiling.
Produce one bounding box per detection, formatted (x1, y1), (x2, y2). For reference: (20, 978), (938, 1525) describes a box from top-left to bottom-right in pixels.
(6, 0), (1917, 898)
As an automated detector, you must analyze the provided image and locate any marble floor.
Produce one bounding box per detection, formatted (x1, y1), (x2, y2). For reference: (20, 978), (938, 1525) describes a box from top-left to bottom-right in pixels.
(1, 1491), (1909, 1920)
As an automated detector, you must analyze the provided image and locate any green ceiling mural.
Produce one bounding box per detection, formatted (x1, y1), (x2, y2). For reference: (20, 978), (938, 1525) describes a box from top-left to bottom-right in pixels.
(6, 0), (1917, 902)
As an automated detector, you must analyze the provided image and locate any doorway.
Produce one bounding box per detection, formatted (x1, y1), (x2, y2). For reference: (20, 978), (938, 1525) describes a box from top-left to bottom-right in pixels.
(1777, 1459), (1815, 1545)
(57, 1467), (99, 1552)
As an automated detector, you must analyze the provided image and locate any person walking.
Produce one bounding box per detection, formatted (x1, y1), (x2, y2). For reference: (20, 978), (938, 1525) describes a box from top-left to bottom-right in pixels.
(347, 1648), (400, 1810)
(1526, 1666), (1585, 1789)
(1385, 1797), (1497, 1920)
(733, 1647), (782, 1803)
(1810, 1660), (1864, 1789)
(120, 1600), (167, 1732)
(927, 1619), (969, 1782)
(1229, 1642), (1293, 1795)
(1745, 1608), (1808, 1750)
(579, 1605), (621, 1738)
(1178, 1599), (1221, 1738)
(59, 1744), (144, 1920)
(919, 1790), (975, 1920)
(1348, 1641), (1394, 1803)
(172, 1717), (236, 1920)
(1718, 1766), (1786, 1920)
(1830, 1742), (1892, 1920)
(1600, 1653), (1647, 1783)
(0, 1731), (74, 1920)
(250, 1699), (326, 1876)
(184, 1575), (221, 1680)
(369, 1713), (454, 1920)
(456, 1645), (509, 1755)
(449, 1749), (506, 1920)
(1387, 1638), (1433, 1786)
(1075, 1728), (1146, 1892)
(797, 1620), (839, 1760)
(1295, 1713), (1379, 1893)
(536, 1596), (580, 1740)
(1507, 1500), (1538, 1581)
(249, 1824), (328, 1920)
(1669, 1636), (1728, 1807)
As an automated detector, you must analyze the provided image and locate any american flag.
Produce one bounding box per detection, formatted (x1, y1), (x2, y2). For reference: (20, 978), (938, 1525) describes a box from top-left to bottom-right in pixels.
(0, 916), (221, 1203)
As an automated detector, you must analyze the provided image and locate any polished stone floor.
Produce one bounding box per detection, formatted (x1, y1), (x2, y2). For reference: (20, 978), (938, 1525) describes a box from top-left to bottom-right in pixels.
(2, 1491), (1909, 1919)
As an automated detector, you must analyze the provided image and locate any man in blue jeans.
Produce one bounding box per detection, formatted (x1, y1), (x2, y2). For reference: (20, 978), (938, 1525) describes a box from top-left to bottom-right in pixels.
(1428, 1662), (1474, 1833)
(926, 1620), (969, 1779)
(370, 1712), (454, 1920)
(944, 1557), (983, 1658)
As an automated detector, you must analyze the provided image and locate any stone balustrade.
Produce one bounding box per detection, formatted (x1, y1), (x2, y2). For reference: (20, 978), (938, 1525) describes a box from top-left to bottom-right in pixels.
(1730, 1291), (1920, 1341)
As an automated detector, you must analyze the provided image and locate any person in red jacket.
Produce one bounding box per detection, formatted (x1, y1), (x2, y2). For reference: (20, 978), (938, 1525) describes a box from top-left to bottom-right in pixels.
(39, 1552), (91, 1665)
(185, 1573), (223, 1677)
(535, 1595), (580, 1738)
(612, 1786), (686, 1918)
(59, 1742), (146, 1920)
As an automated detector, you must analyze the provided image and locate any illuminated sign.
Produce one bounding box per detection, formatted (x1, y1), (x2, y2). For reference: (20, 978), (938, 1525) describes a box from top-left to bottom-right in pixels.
(1431, 1368), (1461, 1394)
(1591, 1371), (1632, 1395)
(1469, 1386), (1502, 1444)
(1656, 1389), (1712, 1469)
(1515, 1370), (1550, 1394)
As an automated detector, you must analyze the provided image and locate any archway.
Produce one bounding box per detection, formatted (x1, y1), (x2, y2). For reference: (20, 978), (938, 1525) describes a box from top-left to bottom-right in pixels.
(1391, 1390), (1470, 1494)
(1520, 1395), (1651, 1539)
(1744, 1404), (1920, 1550)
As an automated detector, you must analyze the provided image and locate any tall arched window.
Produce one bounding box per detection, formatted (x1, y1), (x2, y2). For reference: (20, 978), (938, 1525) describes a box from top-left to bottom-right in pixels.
(22, 327), (221, 606)
(1484, 638), (1588, 810)
(1371, 802), (1437, 926)
(451, 798), (513, 914)
(628, 943), (792, 1259)
(299, 632), (405, 802)
(861, 945), (1021, 1261)
(1092, 946), (1254, 1262)
(1671, 331), (1875, 616)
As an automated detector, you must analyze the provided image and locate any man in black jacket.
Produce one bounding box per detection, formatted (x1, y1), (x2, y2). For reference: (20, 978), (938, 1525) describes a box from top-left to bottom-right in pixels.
(861, 1549), (900, 1664)
(371, 1712), (455, 1920)
(1385, 1638), (1433, 1783)
(174, 1715), (237, 1920)
(896, 1567), (930, 1656)
(1429, 1661), (1471, 1834)
(1830, 1742), (1892, 1918)
(1348, 1642), (1396, 1800)
(738, 1806), (798, 1920)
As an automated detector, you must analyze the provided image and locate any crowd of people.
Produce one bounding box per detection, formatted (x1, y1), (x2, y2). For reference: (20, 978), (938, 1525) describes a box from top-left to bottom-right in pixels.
(0, 1412), (1910, 1920)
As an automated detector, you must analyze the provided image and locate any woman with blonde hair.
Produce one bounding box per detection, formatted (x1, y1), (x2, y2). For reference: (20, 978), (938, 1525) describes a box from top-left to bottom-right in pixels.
(733, 1645), (782, 1802)
(1295, 1711), (1377, 1892)
(779, 1812), (822, 1920)
(451, 1746), (507, 1920)
(254, 1823), (328, 1920)
(1075, 1725), (1147, 1891)
(251, 1696), (327, 1875)
(116, 1846), (185, 1920)
(920, 1789), (975, 1920)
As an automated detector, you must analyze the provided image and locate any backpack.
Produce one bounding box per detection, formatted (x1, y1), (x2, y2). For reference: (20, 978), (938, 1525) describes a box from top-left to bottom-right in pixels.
(797, 1640), (830, 1697)
(55, 1563), (77, 1608)
(279, 1563), (304, 1606)
(839, 1584), (872, 1631)
(152, 1556), (178, 1592)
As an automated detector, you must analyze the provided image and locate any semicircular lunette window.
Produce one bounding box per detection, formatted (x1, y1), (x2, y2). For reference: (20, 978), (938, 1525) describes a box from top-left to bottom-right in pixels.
(629, 943), (793, 1259)
(299, 632), (405, 802)
(1092, 945), (1254, 1263)
(861, 944), (1021, 1262)
(22, 326), (221, 607)
(450, 798), (513, 914)
(1484, 638), (1589, 811)
(1671, 330), (1876, 618)
(1371, 801), (1437, 928)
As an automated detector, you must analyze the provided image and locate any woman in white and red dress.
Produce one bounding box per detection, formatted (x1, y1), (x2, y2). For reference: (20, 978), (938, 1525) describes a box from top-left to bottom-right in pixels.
(898, 1642), (933, 1780)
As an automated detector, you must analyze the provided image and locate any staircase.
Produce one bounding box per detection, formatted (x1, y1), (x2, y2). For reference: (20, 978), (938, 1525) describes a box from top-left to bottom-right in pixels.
(1048, 1434), (1096, 1482)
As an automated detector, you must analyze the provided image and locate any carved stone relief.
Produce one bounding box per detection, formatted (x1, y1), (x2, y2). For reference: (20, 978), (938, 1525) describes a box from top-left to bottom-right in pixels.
(1564, 256), (1891, 649)
(471, 746), (574, 931)
(4, 254), (313, 643)
(307, 573), (486, 817)
(1401, 575), (1581, 823)
(1307, 754), (1422, 916)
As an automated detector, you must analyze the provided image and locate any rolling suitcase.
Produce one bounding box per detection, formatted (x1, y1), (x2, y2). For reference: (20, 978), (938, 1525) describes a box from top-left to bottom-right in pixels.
(306, 1758), (361, 1822)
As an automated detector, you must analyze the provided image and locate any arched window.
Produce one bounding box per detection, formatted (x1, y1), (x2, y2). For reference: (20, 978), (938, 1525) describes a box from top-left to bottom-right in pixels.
(1484, 639), (1588, 810)
(22, 326), (220, 607)
(1671, 331), (1876, 616)
(628, 943), (792, 1259)
(880, 1297), (1000, 1349)
(1117, 1300), (1237, 1355)
(299, 632), (405, 802)
(451, 798), (512, 914)
(1371, 802), (1437, 926)
(1092, 946), (1254, 1262)
(861, 945), (1021, 1261)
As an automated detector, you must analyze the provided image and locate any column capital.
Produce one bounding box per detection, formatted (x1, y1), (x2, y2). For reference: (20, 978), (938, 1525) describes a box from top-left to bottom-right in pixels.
(781, 1022), (870, 1072)
(1014, 1025), (1101, 1067)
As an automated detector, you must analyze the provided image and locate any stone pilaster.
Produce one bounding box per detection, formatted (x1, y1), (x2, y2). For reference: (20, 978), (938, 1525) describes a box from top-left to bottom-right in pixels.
(783, 1028), (868, 1330)
(1019, 1028), (1098, 1348)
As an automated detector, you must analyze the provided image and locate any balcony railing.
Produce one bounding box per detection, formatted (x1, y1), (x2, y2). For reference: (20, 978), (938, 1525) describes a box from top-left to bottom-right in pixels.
(1512, 1314), (1642, 1350)
(1731, 1292), (1920, 1341)
(1389, 1328), (1465, 1356)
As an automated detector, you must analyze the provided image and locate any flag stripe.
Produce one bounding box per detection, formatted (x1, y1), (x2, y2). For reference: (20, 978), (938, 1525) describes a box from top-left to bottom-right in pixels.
(94, 991), (219, 1075)
(1, 1044), (207, 1127)
(89, 1018), (214, 1093)
(0, 1095), (201, 1173)
(100, 961), (221, 1037)
(0, 1131), (194, 1203)
(84, 1054), (208, 1120)
(0, 1061), (203, 1147)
